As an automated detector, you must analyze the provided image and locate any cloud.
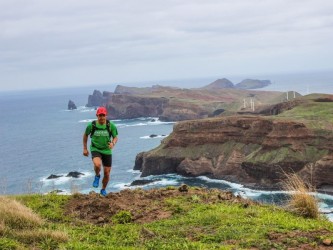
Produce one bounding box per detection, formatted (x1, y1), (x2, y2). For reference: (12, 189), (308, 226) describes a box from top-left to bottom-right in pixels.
(0, 0), (333, 90)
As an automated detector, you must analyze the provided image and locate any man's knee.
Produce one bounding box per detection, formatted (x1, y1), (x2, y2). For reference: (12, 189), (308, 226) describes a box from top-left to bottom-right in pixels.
(93, 158), (102, 168)
(104, 167), (111, 175)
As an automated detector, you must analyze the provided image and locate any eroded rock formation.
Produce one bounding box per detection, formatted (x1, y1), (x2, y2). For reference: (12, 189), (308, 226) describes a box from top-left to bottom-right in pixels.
(68, 100), (77, 110)
(134, 116), (333, 190)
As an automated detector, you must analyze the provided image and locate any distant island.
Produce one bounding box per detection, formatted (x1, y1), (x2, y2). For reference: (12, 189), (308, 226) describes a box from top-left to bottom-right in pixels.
(202, 78), (271, 90)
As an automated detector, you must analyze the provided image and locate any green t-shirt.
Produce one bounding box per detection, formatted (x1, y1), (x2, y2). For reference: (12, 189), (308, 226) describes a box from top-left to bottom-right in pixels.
(85, 121), (118, 155)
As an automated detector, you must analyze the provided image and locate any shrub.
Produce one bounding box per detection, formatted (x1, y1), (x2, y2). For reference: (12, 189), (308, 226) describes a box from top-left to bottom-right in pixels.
(283, 173), (319, 219)
(0, 196), (43, 229)
(0, 238), (20, 250)
(112, 211), (133, 224)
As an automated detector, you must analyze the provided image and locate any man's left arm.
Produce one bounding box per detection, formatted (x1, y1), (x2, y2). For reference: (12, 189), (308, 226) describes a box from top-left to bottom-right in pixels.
(110, 123), (118, 148)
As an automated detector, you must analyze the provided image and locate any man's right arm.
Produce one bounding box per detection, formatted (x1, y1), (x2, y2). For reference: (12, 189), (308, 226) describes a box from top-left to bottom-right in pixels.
(83, 133), (89, 156)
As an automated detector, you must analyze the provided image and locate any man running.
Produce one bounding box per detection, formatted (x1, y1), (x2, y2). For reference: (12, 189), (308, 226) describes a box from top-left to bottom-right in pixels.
(83, 106), (118, 197)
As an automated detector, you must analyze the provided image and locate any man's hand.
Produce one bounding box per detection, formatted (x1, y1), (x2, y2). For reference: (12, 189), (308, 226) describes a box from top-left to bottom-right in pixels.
(83, 149), (89, 157)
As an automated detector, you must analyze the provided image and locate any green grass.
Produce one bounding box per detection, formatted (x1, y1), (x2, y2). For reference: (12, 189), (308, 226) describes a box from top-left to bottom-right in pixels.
(0, 195), (69, 249)
(1, 190), (332, 250)
(275, 97), (333, 130)
(245, 146), (329, 164)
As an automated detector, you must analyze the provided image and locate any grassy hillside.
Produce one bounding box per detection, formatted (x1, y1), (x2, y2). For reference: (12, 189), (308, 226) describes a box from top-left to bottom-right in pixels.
(1, 187), (333, 249)
(275, 94), (333, 130)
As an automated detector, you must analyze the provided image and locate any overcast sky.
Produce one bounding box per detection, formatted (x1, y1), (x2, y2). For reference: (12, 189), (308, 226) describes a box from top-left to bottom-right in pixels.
(1, 0), (333, 91)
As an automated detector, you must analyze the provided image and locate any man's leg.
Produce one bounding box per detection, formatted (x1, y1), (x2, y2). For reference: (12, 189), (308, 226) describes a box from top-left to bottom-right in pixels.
(100, 154), (112, 196)
(102, 166), (111, 189)
(92, 156), (102, 188)
(92, 157), (102, 176)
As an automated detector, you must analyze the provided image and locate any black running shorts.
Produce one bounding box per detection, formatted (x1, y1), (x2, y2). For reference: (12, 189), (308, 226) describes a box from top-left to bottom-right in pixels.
(91, 151), (112, 167)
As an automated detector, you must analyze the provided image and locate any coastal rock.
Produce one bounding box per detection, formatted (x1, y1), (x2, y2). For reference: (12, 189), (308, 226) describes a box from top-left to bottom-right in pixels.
(130, 179), (161, 186)
(67, 100), (77, 110)
(134, 116), (333, 190)
(47, 174), (63, 179)
(66, 171), (85, 178)
(149, 134), (158, 138)
(86, 90), (105, 107)
(49, 189), (64, 194)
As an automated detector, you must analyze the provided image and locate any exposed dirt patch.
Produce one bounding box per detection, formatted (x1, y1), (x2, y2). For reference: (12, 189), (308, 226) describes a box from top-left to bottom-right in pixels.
(64, 186), (247, 225)
(267, 229), (333, 249)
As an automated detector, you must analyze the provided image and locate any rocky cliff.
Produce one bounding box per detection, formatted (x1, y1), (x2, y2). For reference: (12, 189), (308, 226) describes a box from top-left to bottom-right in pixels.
(100, 84), (287, 121)
(134, 115), (333, 191)
(107, 94), (169, 120)
(86, 90), (112, 107)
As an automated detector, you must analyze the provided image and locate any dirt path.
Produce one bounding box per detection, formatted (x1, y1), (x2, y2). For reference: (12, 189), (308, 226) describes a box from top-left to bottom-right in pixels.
(64, 185), (241, 224)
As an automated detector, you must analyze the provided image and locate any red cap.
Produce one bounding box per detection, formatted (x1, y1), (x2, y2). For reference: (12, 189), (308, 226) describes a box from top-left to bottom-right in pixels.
(96, 107), (107, 115)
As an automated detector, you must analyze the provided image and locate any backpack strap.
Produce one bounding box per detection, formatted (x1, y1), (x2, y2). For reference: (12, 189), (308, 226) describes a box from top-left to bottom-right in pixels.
(106, 120), (112, 139)
(90, 120), (97, 138)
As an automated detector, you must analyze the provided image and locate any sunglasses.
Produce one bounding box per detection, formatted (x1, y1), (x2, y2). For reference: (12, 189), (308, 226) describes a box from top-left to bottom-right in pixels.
(97, 114), (106, 117)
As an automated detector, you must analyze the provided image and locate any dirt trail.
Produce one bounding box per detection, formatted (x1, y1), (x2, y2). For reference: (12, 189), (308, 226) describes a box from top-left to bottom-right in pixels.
(64, 186), (241, 224)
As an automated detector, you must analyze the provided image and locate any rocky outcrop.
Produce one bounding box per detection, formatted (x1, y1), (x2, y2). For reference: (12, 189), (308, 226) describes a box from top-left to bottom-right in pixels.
(66, 171), (85, 178)
(47, 174), (63, 179)
(68, 100), (77, 110)
(129, 179), (161, 186)
(134, 116), (333, 190)
(107, 94), (169, 119)
(86, 90), (110, 107)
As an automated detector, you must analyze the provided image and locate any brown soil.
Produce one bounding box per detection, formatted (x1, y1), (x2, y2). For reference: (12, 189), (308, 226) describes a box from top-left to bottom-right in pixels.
(64, 185), (244, 225)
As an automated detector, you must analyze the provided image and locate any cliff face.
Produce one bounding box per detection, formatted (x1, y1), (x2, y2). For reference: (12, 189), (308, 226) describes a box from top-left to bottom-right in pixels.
(134, 116), (333, 190)
(86, 90), (112, 107)
(107, 94), (168, 119)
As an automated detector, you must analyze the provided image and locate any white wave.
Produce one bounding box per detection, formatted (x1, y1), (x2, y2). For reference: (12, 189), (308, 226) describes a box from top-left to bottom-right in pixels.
(78, 119), (95, 123)
(80, 109), (95, 113)
(153, 178), (179, 186)
(44, 189), (71, 195)
(197, 176), (244, 190)
(315, 192), (333, 200)
(77, 106), (96, 112)
(140, 135), (168, 139)
(148, 120), (175, 125)
(126, 169), (141, 174)
(116, 117), (175, 128)
(61, 106), (95, 112)
(326, 214), (333, 222)
(112, 182), (133, 190)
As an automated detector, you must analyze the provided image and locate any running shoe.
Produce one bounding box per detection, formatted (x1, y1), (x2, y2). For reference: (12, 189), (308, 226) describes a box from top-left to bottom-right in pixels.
(93, 175), (100, 188)
(100, 189), (107, 197)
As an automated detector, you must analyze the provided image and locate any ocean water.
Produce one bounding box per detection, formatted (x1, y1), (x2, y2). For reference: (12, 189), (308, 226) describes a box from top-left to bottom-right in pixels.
(0, 79), (333, 221)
